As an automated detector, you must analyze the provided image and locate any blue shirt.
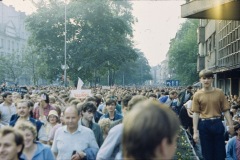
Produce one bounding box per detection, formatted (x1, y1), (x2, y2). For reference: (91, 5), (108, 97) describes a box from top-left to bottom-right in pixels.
(100, 111), (123, 121)
(20, 141), (55, 160)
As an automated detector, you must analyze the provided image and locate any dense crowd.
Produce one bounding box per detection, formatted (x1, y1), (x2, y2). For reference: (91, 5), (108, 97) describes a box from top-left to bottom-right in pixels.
(0, 69), (240, 160)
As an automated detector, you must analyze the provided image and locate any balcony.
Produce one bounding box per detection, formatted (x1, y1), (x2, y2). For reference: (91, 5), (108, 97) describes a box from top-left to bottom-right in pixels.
(181, 0), (240, 20)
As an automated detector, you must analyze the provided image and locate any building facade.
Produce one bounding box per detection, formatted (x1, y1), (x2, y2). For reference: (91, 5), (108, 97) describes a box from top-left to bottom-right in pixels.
(0, 2), (29, 84)
(181, 0), (240, 96)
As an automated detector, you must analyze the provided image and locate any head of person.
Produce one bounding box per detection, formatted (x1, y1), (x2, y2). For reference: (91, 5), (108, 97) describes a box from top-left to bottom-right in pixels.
(105, 99), (117, 113)
(85, 96), (97, 106)
(98, 118), (111, 139)
(127, 95), (148, 111)
(80, 102), (97, 122)
(16, 100), (31, 118)
(199, 69), (214, 88)
(12, 92), (21, 103)
(169, 90), (178, 100)
(123, 100), (180, 160)
(148, 93), (157, 100)
(47, 110), (59, 125)
(234, 123), (240, 136)
(160, 89), (165, 96)
(186, 86), (192, 93)
(14, 121), (37, 149)
(121, 95), (132, 116)
(39, 93), (49, 106)
(94, 94), (103, 107)
(23, 94), (30, 100)
(2, 92), (13, 104)
(0, 127), (24, 160)
(49, 96), (56, 104)
(64, 106), (80, 130)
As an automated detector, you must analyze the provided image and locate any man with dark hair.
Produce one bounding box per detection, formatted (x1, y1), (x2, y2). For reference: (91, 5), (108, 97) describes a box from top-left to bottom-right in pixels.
(178, 86), (193, 108)
(179, 86), (193, 128)
(192, 69), (234, 160)
(85, 96), (103, 123)
(80, 102), (103, 147)
(0, 126), (24, 160)
(123, 100), (180, 160)
(0, 92), (16, 125)
(100, 99), (123, 121)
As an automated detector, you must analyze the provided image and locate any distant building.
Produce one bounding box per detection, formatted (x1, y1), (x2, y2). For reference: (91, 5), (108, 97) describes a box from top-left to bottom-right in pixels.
(181, 0), (240, 95)
(0, 3), (28, 56)
(0, 2), (29, 84)
(150, 65), (161, 85)
(159, 59), (169, 86)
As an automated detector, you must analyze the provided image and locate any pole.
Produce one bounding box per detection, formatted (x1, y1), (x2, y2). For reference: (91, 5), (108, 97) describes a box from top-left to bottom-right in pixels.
(64, 1), (67, 87)
(108, 61), (110, 86)
(123, 72), (124, 86)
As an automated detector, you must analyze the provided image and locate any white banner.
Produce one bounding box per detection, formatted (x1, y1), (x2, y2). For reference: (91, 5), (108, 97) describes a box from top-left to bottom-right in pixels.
(77, 77), (84, 90)
(70, 89), (92, 99)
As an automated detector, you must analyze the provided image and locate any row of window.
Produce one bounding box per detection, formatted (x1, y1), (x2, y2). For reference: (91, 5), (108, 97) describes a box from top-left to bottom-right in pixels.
(218, 51), (240, 67)
(0, 38), (20, 52)
(218, 20), (240, 34)
(219, 28), (240, 46)
(219, 40), (240, 58)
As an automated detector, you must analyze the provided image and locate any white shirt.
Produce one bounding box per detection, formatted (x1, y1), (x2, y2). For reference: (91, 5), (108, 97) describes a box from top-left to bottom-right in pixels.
(0, 102), (16, 125)
(184, 100), (192, 109)
(52, 125), (99, 160)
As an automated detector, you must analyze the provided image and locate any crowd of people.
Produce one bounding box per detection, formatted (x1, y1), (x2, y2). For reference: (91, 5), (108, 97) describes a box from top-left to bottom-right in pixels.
(0, 69), (240, 160)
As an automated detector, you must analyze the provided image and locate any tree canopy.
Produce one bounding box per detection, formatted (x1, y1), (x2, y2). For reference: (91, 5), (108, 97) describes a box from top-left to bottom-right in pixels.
(25, 0), (152, 85)
(168, 19), (199, 85)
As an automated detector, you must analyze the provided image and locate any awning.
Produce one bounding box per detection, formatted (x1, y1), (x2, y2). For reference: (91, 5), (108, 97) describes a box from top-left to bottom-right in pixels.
(181, 0), (240, 20)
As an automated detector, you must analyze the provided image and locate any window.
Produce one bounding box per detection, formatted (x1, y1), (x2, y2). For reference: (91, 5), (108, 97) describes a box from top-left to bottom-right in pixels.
(8, 40), (10, 50)
(12, 41), (14, 51)
(17, 43), (19, 52)
(0, 39), (3, 49)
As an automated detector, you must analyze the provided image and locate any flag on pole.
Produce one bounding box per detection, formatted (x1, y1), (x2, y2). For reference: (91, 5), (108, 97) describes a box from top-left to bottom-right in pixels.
(77, 77), (84, 90)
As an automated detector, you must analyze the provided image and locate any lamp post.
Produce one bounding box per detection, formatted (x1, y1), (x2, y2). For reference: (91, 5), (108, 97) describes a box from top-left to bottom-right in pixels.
(64, 0), (67, 87)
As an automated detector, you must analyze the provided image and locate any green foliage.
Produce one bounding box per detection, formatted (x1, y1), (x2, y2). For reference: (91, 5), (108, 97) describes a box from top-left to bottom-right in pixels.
(21, 47), (40, 85)
(168, 19), (199, 85)
(25, 0), (137, 84)
(114, 49), (152, 85)
(173, 127), (198, 160)
(0, 53), (23, 82)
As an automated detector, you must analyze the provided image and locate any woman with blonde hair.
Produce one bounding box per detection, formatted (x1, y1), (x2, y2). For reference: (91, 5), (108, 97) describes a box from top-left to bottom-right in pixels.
(14, 121), (55, 160)
(98, 118), (111, 140)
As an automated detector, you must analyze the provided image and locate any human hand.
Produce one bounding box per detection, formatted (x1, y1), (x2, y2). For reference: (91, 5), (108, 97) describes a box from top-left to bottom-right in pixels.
(193, 132), (199, 143)
(228, 126), (234, 135)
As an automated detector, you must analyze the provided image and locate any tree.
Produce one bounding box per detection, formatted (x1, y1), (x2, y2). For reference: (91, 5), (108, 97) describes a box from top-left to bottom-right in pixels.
(0, 53), (23, 83)
(168, 19), (199, 85)
(21, 46), (40, 85)
(26, 0), (137, 84)
(114, 49), (152, 85)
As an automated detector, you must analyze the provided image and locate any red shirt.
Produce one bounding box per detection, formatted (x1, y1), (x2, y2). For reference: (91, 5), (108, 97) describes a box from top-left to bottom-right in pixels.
(34, 104), (55, 120)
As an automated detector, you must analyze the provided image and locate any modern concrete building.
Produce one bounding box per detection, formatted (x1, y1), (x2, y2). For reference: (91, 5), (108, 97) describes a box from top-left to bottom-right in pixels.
(181, 0), (240, 95)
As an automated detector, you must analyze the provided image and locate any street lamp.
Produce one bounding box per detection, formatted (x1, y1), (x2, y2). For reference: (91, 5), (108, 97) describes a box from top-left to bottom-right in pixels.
(63, 0), (67, 87)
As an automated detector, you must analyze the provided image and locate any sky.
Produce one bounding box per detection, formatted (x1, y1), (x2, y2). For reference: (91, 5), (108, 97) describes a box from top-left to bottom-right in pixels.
(2, 0), (185, 67)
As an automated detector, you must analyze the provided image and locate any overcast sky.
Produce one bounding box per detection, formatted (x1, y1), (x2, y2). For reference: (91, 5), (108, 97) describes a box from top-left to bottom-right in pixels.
(3, 0), (185, 66)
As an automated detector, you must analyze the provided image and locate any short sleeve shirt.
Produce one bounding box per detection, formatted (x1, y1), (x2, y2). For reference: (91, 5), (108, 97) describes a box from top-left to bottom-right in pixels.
(192, 88), (230, 118)
(0, 102), (16, 125)
(51, 125), (99, 160)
